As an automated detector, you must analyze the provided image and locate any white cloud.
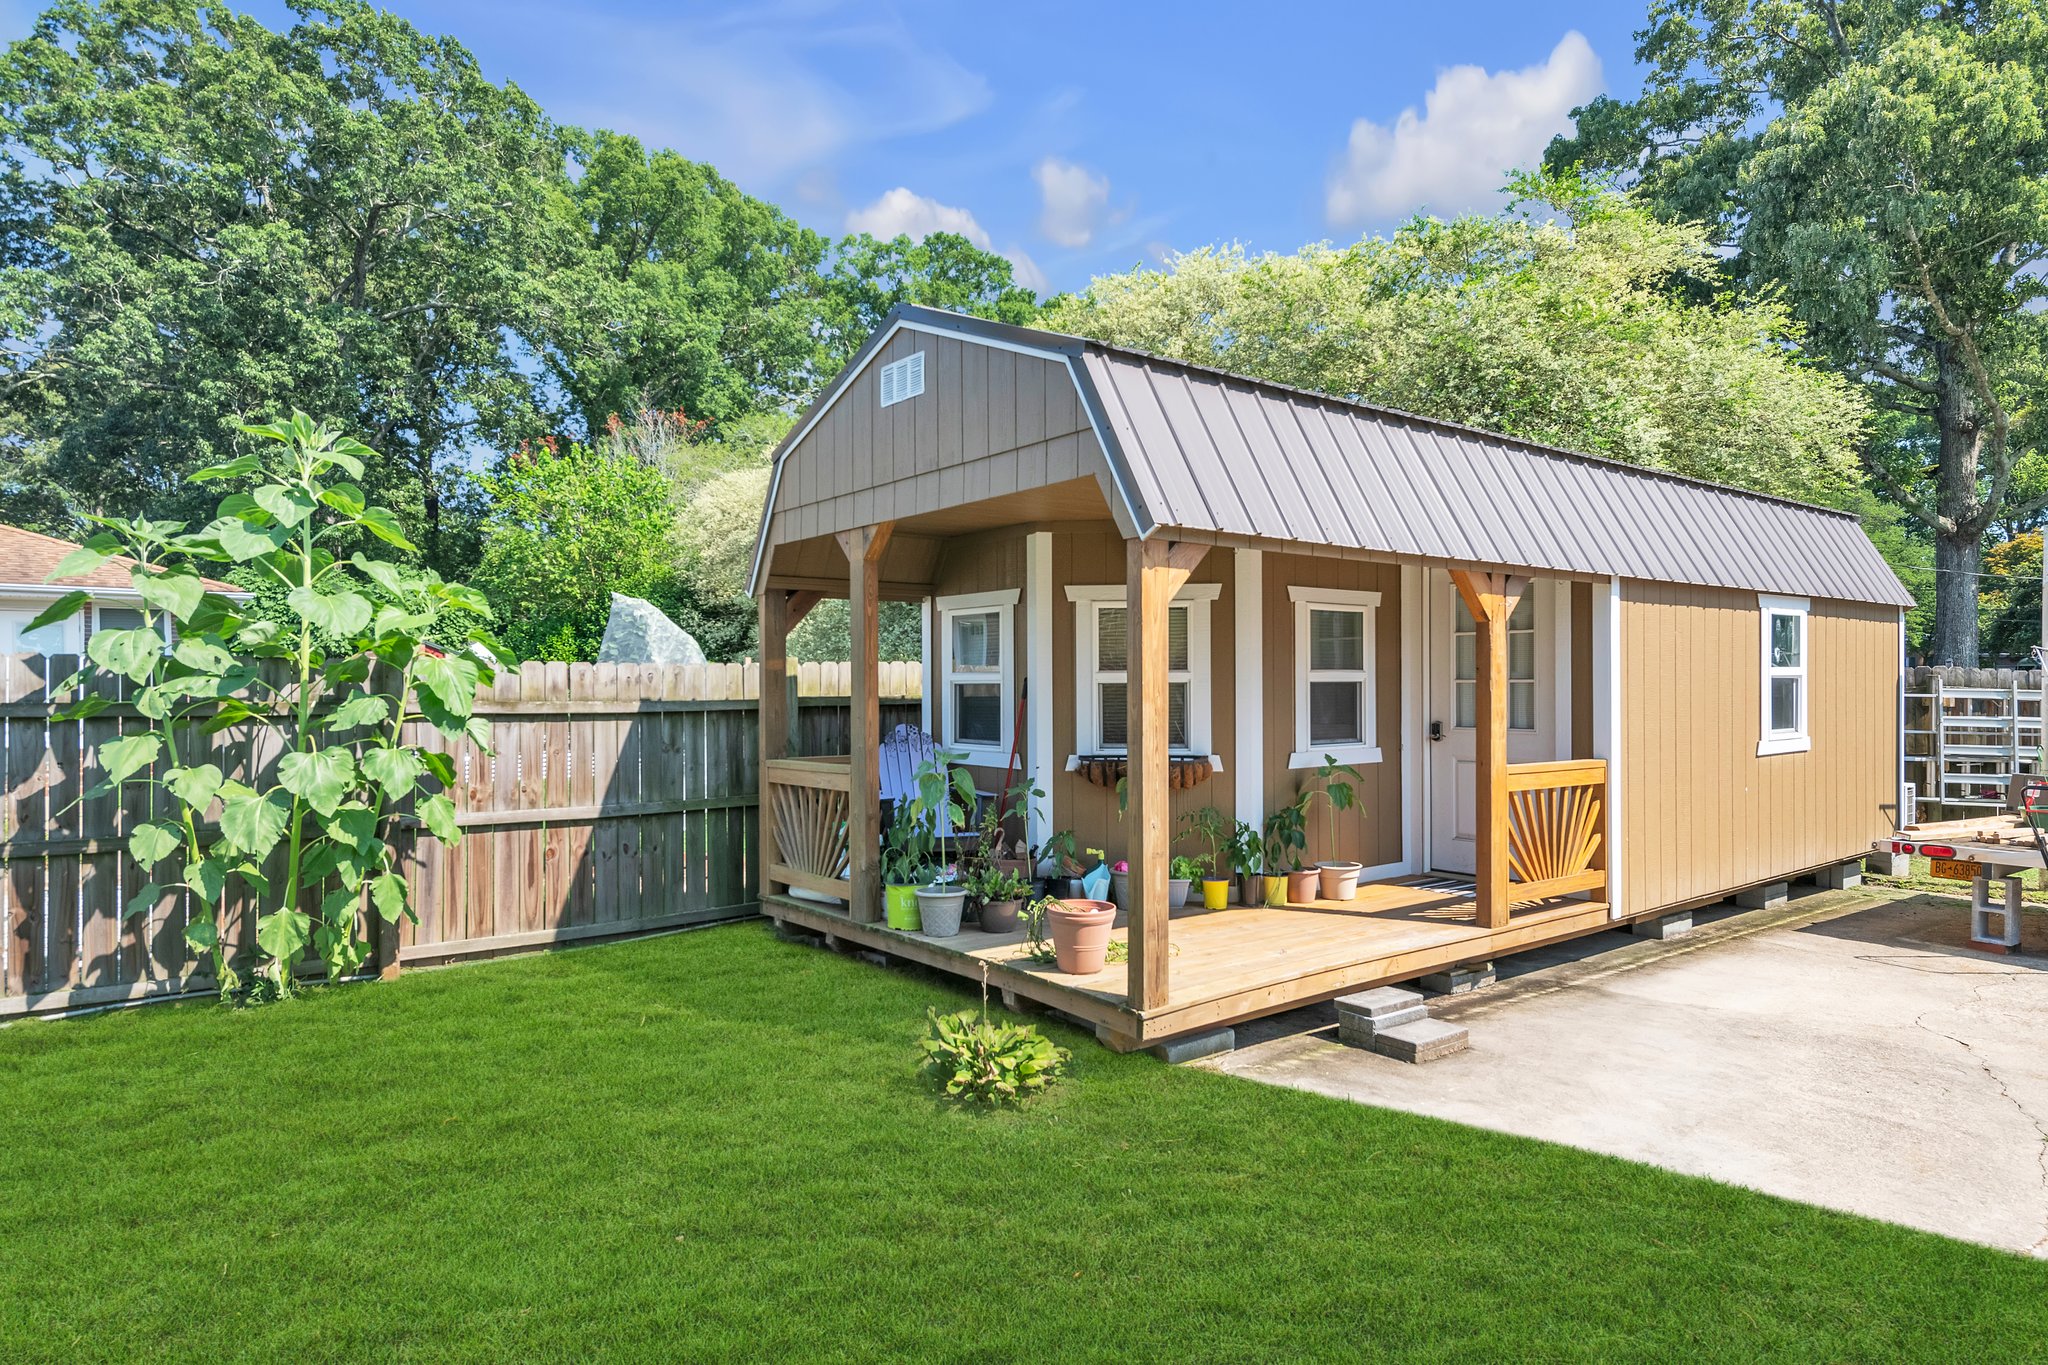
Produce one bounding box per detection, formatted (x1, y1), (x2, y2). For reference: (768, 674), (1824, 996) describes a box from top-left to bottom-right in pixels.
(1033, 157), (1112, 248)
(844, 188), (1049, 294)
(1325, 31), (1601, 226)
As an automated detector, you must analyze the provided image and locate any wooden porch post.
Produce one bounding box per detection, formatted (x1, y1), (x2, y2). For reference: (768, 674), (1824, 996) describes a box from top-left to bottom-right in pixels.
(1127, 537), (1207, 1012)
(837, 523), (895, 923)
(757, 587), (821, 899)
(1450, 569), (1526, 931)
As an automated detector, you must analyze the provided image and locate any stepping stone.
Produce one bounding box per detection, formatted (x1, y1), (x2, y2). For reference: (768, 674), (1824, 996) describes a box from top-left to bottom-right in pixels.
(1335, 987), (1427, 1046)
(1369, 1017), (1470, 1064)
(1419, 963), (1495, 996)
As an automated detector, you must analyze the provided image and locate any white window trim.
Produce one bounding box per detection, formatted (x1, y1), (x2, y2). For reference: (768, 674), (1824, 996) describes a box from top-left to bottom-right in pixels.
(1757, 593), (1811, 757)
(936, 587), (1017, 766)
(1288, 585), (1383, 769)
(1065, 581), (1220, 766)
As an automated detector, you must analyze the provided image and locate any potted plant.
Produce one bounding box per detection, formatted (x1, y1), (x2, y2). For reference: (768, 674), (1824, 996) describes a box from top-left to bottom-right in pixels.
(1228, 819), (1265, 907)
(909, 750), (978, 937)
(1043, 895), (1117, 974)
(973, 866), (1032, 934)
(882, 806), (929, 931)
(1181, 806), (1234, 910)
(980, 778), (1044, 878)
(1037, 829), (1086, 898)
(1262, 799), (1308, 906)
(1301, 754), (1367, 901)
(1167, 853), (1209, 909)
(1109, 858), (1130, 909)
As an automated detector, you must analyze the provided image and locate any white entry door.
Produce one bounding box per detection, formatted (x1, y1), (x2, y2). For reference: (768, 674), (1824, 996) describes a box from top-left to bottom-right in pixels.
(1428, 574), (1559, 874)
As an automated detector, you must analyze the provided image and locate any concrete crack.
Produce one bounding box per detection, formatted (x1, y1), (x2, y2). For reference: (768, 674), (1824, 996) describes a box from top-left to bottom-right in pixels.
(1912, 979), (2048, 1257)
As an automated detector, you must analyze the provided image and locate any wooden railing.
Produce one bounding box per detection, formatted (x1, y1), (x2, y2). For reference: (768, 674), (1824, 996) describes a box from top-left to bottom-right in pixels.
(763, 756), (854, 902)
(1503, 758), (1608, 908)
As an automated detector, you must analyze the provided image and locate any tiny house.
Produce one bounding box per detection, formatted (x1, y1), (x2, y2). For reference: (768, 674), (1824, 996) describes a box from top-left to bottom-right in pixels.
(749, 306), (1909, 1050)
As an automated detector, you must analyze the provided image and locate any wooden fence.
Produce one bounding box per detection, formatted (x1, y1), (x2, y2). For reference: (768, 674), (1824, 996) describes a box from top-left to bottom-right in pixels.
(0, 656), (921, 1018)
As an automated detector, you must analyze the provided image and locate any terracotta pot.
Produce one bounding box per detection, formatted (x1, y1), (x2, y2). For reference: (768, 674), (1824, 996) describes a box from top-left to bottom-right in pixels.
(1047, 899), (1117, 974)
(1261, 874), (1288, 906)
(1285, 869), (1320, 905)
(995, 858), (1032, 879)
(1237, 873), (1266, 908)
(978, 897), (1022, 935)
(1317, 861), (1363, 902)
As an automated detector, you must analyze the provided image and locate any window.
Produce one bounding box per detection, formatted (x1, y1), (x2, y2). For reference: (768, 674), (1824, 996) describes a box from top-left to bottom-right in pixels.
(1757, 594), (1810, 756)
(1452, 591), (1535, 732)
(0, 603), (82, 655)
(1289, 586), (1382, 768)
(1067, 582), (1218, 760)
(936, 589), (1017, 763)
(878, 350), (925, 407)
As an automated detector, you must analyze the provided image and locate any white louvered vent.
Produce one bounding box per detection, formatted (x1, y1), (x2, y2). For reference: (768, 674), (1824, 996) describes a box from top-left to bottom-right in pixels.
(879, 350), (925, 407)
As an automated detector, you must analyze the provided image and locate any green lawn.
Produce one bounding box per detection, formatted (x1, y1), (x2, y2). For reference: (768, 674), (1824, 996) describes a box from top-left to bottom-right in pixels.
(2, 924), (2043, 1362)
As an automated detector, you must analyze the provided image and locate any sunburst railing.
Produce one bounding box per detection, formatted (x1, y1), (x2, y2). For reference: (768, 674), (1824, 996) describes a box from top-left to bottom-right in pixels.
(1503, 758), (1608, 908)
(763, 756), (853, 901)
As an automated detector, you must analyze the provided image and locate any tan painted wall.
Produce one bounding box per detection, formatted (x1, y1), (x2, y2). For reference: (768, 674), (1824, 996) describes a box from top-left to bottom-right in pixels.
(767, 330), (1108, 549)
(928, 531), (1028, 799)
(1262, 554), (1403, 870)
(1620, 582), (1898, 917)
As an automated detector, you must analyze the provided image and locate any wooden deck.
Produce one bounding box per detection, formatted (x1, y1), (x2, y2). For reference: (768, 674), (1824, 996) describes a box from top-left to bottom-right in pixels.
(762, 877), (1614, 1050)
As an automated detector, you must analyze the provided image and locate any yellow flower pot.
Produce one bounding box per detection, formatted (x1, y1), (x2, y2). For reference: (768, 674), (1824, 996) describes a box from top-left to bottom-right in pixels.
(1200, 878), (1229, 910)
(1261, 874), (1289, 906)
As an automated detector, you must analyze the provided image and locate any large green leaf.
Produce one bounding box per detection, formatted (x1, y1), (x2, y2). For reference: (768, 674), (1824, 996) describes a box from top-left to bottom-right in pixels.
(368, 872), (409, 924)
(220, 792), (290, 861)
(183, 915), (219, 952)
(131, 566), (204, 620)
(26, 590), (88, 632)
(98, 733), (162, 785)
(278, 748), (356, 816)
(47, 531), (120, 579)
(286, 586), (372, 638)
(87, 627), (163, 683)
(418, 791), (461, 845)
(325, 694), (390, 732)
(123, 882), (161, 922)
(419, 750), (456, 786)
(184, 856), (228, 907)
(323, 805), (381, 853)
(204, 515), (287, 562)
(359, 746), (424, 801)
(356, 505), (415, 551)
(128, 821), (182, 868)
(319, 483), (366, 517)
(190, 453), (261, 482)
(164, 763), (224, 810)
(172, 637), (236, 675)
(415, 652), (479, 720)
(253, 484), (317, 527)
(255, 908), (312, 964)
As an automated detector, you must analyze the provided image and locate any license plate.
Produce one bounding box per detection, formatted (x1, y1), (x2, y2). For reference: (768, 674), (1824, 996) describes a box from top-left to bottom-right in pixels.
(1930, 857), (1983, 882)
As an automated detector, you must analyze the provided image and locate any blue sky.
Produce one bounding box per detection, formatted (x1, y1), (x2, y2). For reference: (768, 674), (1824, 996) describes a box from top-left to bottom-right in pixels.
(2, 0), (1654, 295)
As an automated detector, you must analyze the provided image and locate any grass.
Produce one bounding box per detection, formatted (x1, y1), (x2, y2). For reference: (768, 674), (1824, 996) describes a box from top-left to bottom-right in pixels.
(3, 923), (2045, 1362)
(1870, 853), (2048, 903)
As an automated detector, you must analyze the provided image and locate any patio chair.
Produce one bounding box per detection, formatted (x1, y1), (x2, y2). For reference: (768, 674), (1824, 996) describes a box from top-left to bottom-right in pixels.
(877, 723), (984, 852)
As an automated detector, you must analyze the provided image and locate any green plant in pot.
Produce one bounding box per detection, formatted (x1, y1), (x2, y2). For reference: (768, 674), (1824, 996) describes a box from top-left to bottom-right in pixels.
(1263, 798), (1310, 906)
(882, 806), (931, 931)
(1166, 853), (1210, 910)
(1301, 754), (1368, 901)
(979, 777), (1044, 879)
(1228, 819), (1266, 907)
(1037, 828), (1085, 897)
(971, 865), (1032, 934)
(1180, 806), (1234, 910)
(908, 749), (978, 937)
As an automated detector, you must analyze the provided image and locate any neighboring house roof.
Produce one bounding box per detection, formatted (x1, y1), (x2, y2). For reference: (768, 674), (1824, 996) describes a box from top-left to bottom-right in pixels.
(755, 306), (1914, 609)
(0, 523), (243, 597)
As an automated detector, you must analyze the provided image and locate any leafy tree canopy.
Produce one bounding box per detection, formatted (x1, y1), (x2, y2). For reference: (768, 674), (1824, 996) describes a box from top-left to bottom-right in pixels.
(1047, 171), (1868, 503)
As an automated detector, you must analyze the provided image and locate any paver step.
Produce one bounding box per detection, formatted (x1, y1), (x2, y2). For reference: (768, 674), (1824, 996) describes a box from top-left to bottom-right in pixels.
(1335, 986), (1428, 1046)
(1369, 1017), (1470, 1064)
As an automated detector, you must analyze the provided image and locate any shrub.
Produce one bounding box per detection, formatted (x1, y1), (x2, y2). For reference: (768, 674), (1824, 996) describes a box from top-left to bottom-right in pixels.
(919, 1005), (1069, 1105)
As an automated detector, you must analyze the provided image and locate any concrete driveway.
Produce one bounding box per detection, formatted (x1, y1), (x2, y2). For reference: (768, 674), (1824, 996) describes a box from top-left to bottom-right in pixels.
(1203, 889), (2048, 1254)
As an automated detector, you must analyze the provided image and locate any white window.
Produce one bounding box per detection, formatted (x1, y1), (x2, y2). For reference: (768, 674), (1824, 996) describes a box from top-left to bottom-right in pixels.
(1452, 590), (1537, 732)
(936, 588), (1016, 765)
(1757, 594), (1810, 756)
(1289, 587), (1382, 769)
(0, 602), (83, 655)
(1067, 582), (1218, 761)
(878, 350), (925, 407)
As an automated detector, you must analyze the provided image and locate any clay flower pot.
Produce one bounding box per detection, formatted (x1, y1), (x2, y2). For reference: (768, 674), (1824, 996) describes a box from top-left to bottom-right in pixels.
(1317, 860), (1363, 902)
(978, 897), (1023, 935)
(1047, 899), (1117, 974)
(1285, 869), (1320, 905)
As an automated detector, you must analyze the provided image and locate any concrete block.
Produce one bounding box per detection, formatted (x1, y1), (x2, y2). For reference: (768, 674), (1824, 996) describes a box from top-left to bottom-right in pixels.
(1972, 873), (2025, 953)
(1151, 1027), (1236, 1064)
(1734, 881), (1789, 910)
(1336, 986), (1429, 1047)
(855, 949), (892, 968)
(1809, 860), (1864, 890)
(1370, 1017), (1470, 1064)
(1867, 852), (1910, 878)
(1418, 963), (1496, 996)
(1630, 911), (1692, 941)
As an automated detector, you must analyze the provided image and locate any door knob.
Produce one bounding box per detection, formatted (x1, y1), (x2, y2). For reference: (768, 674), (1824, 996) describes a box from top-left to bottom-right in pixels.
(1429, 720), (1444, 742)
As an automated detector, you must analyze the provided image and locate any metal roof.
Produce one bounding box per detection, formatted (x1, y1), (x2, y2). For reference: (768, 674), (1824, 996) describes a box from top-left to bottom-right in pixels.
(1074, 341), (1913, 608)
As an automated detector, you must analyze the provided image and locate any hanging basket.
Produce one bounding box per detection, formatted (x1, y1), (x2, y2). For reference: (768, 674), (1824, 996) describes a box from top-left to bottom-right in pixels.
(1074, 755), (1215, 790)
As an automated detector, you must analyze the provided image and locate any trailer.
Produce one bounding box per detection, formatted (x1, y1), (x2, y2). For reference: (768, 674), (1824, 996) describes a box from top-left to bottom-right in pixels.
(1875, 813), (2044, 953)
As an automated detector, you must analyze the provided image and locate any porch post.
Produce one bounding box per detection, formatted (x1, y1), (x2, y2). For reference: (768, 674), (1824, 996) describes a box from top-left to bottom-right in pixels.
(1450, 569), (1525, 931)
(759, 587), (789, 901)
(837, 522), (895, 923)
(1127, 536), (1208, 1012)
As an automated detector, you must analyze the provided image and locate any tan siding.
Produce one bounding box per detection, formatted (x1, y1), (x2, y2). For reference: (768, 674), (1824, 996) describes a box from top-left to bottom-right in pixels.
(929, 532), (1029, 792)
(1261, 554), (1403, 869)
(1570, 581), (1593, 759)
(1620, 582), (1897, 916)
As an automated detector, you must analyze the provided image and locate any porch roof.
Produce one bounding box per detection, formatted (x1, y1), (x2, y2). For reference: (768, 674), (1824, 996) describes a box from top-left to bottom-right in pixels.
(755, 306), (1913, 609)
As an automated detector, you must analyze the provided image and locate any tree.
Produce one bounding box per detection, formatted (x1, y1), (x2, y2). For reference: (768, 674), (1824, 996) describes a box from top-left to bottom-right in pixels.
(820, 232), (1040, 369)
(1546, 1), (2048, 663)
(472, 442), (685, 662)
(0, 0), (577, 571)
(538, 131), (832, 443)
(1045, 172), (1868, 503)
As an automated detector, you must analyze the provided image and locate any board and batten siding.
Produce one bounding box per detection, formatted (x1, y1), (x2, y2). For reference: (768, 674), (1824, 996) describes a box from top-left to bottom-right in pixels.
(1619, 582), (1898, 917)
(767, 330), (1103, 547)
(1262, 553), (1403, 870)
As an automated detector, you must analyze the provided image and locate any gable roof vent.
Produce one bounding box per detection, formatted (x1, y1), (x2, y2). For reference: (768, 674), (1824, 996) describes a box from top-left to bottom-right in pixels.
(879, 350), (925, 408)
